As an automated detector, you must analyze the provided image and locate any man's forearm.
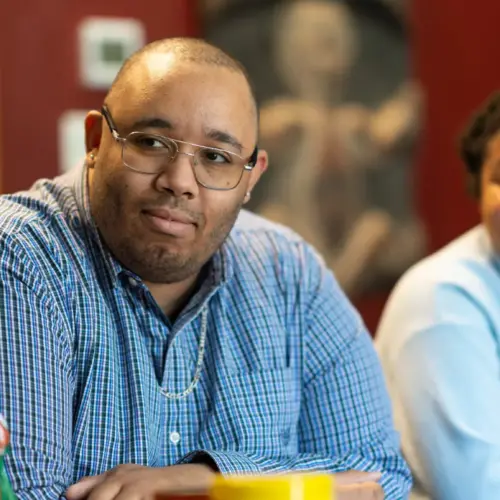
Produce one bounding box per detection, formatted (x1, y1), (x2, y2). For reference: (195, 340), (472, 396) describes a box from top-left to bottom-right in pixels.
(179, 449), (410, 499)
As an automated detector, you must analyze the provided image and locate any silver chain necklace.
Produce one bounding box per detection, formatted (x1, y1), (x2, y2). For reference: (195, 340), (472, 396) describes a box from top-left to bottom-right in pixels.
(160, 306), (208, 400)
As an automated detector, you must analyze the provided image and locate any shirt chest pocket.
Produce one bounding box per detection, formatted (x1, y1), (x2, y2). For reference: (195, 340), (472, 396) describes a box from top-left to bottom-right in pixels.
(200, 368), (300, 453)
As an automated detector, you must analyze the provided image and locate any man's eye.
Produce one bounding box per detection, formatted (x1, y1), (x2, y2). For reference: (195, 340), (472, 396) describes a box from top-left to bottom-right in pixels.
(136, 136), (165, 148)
(201, 149), (232, 164)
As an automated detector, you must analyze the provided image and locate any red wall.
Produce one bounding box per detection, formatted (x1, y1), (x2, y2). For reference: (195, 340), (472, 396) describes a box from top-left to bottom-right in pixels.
(0, 0), (198, 194)
(412, 1), (499, 251)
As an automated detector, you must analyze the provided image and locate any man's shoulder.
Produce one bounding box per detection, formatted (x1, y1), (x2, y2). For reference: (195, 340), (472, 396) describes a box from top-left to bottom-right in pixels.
(230, 209), (305, 250)
(377, 226), (500, 344)
(0, 174), (80, 266)
(397, 226), (496, 296)
(226, 209), (325, 286)
(0, 174), (76, 231)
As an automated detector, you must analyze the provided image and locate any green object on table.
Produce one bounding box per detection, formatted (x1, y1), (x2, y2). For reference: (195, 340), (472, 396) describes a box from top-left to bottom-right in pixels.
(0, 453), (18, 500)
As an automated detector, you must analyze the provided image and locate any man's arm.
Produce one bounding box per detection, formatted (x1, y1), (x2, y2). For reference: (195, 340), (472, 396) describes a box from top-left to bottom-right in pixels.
(0, 233), (74, 499)
(181, 334), (411, 499)
(181, 244), (411, 499)
(383, 282), (500, 500)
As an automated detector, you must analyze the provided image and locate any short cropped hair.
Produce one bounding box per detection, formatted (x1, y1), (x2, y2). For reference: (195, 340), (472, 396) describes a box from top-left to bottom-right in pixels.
(460, 92), (500, 198)
(109, 37), (258, 125)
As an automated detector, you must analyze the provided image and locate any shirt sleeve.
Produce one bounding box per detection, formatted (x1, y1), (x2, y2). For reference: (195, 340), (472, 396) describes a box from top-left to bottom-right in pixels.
(181, 243), (412, 499)
(385, 281), (500, 500)
(0, 233), (74, 499)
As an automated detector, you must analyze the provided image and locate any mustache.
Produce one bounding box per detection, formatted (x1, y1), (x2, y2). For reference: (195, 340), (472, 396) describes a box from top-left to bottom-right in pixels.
(140, 197), (204, 225)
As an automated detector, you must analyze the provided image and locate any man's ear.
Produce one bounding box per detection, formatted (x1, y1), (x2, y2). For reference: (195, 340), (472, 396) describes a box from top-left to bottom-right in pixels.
(85, 111), (103, 155)
(245, 149), (268, 203)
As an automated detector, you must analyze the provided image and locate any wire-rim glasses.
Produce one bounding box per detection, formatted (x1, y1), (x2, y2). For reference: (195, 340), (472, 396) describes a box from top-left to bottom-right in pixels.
(100, 105), (258, 191)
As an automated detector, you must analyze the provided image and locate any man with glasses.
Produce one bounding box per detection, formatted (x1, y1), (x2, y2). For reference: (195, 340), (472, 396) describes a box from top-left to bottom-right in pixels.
(0, 38), (410, 499)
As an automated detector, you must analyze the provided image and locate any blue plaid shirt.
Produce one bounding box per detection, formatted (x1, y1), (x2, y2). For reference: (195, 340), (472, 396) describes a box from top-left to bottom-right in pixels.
(0, 165), (411, 499)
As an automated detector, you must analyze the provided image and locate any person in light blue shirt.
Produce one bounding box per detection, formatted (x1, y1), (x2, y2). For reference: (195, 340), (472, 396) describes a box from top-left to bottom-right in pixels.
(0, 38), (409, 500)
(376, 92), (500, 500)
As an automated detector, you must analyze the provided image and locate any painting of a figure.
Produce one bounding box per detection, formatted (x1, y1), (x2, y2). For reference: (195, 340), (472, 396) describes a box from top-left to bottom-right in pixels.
(202, 0), (424, 298)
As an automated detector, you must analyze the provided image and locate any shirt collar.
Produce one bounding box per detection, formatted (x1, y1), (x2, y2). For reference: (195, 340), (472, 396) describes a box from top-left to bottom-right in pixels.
(478, 224), (500, 275)
(72, 162), (234, 290)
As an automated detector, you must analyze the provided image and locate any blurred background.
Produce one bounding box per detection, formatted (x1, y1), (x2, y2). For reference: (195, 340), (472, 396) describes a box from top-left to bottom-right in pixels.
(0, 0), (495, 332)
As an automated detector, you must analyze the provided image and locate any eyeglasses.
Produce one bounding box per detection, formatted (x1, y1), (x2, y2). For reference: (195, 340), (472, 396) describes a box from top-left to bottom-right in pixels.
(101, 105), (258, 191)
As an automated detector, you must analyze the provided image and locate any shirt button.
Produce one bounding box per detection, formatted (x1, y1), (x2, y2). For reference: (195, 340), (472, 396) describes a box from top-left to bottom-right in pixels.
(170, 431), (181, 445)
(128, 277), (138, 287)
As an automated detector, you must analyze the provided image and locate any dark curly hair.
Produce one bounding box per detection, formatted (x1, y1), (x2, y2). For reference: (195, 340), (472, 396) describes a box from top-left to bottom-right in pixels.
(460, 92), (500, 198)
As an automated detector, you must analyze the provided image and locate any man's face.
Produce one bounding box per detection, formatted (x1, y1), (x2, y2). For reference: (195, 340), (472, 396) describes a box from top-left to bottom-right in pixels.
(480, 132), (500, 253)
(86, 58), (265, 283)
